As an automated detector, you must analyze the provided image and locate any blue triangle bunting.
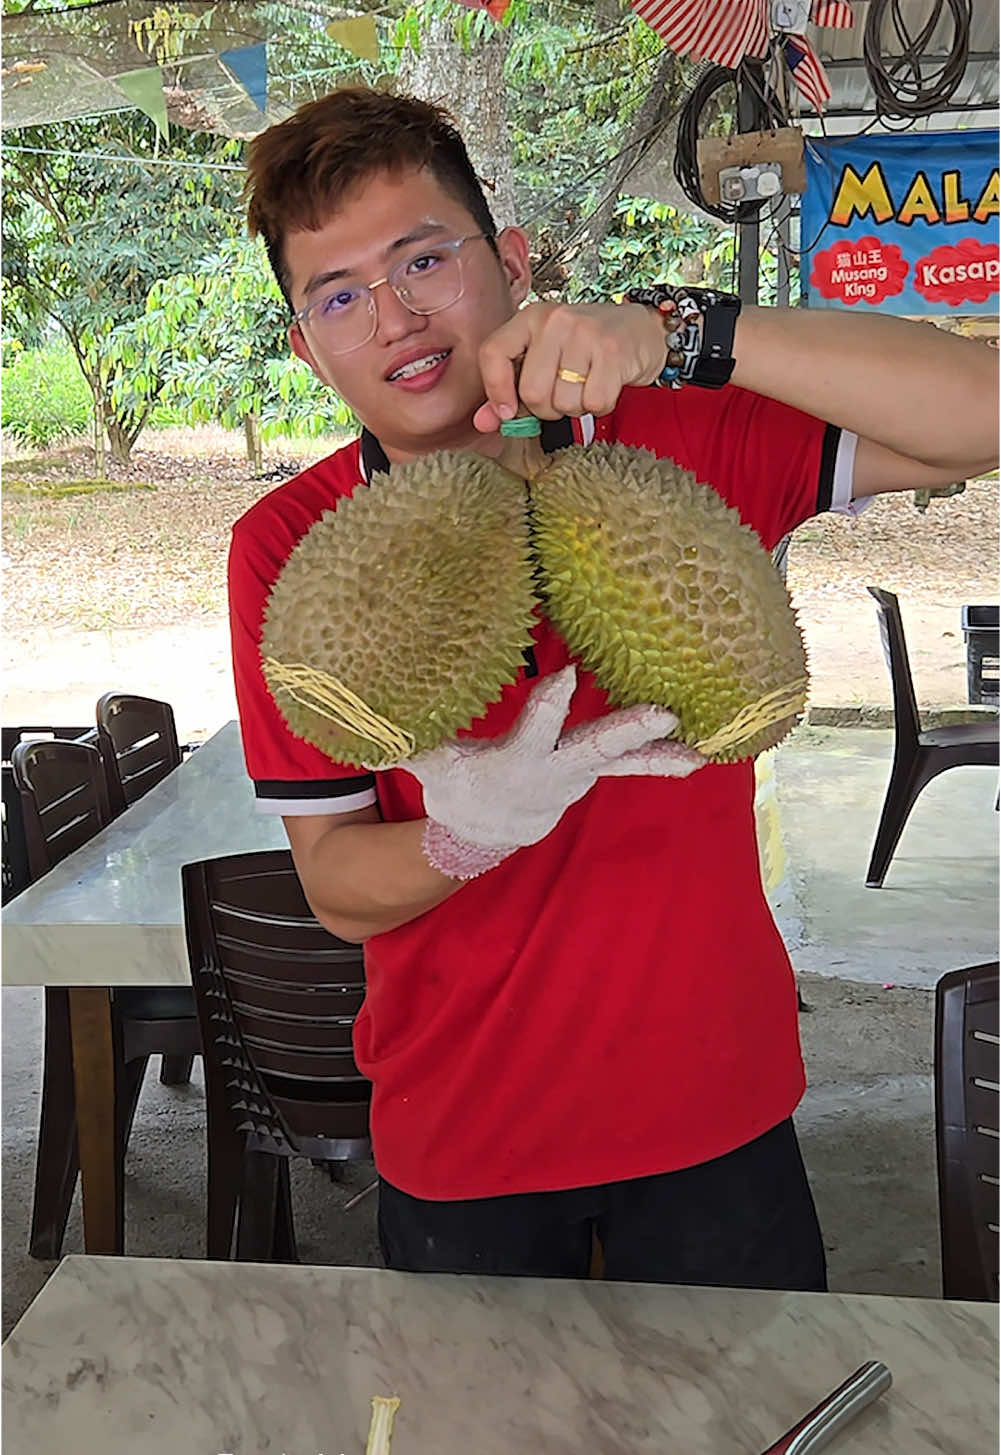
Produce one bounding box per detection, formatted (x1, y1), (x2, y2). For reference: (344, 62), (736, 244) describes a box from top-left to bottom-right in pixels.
(220, 42), (268, 113)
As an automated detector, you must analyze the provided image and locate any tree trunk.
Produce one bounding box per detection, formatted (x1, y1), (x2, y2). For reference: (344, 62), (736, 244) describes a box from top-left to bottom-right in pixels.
(105, 415), (134, 467)
(244, 412), (264, 475)
(397, 16), (516, 228)
(92, 400), (106, 476)
(541, 50), (687, 291)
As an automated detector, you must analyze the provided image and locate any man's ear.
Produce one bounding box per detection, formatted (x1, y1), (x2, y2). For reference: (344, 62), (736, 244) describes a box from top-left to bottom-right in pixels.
(495, 226), (532, 306)
(289, 322), (332, 386)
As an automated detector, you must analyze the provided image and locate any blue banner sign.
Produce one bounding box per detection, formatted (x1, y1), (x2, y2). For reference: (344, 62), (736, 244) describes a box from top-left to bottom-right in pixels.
(801, 131), (999, 315)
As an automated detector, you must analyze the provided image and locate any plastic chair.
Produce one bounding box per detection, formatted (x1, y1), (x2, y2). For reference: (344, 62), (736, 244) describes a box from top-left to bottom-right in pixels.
(11, 737), (200, 1259)
(865, 588), (999, 888)
(3, 725), (94, 906)
(935, 961), (999, 1302)
(95, 692), (183, 817)
(182, 849), (371, 1261)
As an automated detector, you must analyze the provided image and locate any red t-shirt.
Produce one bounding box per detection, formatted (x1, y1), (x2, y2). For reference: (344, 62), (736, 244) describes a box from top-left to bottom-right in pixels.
(228, 385), (841, 1200)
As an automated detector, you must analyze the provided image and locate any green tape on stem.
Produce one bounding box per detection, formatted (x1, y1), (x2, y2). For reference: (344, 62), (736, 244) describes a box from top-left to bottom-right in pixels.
(499, 415), (542, 437)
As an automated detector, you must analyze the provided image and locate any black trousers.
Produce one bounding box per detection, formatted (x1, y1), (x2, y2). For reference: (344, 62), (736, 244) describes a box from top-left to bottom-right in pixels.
(378, 1118), (827, 1290)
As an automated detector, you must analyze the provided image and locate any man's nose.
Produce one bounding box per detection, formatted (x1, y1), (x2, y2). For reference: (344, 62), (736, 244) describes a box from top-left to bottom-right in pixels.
(371, 277), (426, 342)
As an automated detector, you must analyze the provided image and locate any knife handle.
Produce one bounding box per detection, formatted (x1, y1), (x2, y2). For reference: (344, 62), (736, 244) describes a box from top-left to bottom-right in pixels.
(761, 1361), (893, 1454)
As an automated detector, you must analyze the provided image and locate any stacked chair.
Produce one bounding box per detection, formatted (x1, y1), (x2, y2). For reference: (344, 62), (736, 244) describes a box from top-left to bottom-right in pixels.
(182, 849), (371, 1261)
(9, 696), (200, 1258)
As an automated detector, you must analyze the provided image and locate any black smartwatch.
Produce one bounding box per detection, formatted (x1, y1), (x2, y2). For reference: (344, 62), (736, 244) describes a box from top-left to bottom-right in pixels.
(692, 290), (742, 389)
(625, 285), (741, 390)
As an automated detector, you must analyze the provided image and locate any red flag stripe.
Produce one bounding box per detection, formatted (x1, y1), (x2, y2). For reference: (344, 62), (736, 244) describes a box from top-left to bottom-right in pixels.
(629, 0), (769, 68)
(785, 32), (831, 110)
(813, 0), (854, 26)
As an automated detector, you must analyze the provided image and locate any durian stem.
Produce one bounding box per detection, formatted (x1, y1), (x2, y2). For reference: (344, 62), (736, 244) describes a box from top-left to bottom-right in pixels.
(262, 657), (415, 759)
(500, 434), (548, 481)
(694, 678), (808, 757)
(365, 1396), (401, 1455)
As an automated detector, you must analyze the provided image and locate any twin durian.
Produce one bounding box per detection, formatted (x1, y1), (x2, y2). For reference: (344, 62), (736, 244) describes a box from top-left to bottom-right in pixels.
(261, 443), (808, 769)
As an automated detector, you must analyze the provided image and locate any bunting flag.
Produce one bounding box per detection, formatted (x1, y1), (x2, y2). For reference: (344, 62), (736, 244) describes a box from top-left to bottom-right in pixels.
(220, 42), (268, 112)
(783, 32), (831, 110)
(813, 0), (854, 25)
(448, 0), (512, 18)
(325, 17), (380, 62)
(628, 0), (769, 68)
(116, 66), (168, 142)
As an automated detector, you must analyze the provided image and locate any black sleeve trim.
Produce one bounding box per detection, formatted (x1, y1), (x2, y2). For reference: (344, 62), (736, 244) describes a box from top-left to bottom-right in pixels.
(254, 775), (376, 800)
(816, 424), (841, 514)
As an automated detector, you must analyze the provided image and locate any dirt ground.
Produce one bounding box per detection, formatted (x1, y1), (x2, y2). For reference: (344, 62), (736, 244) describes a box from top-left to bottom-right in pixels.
(2, 426), (998, 739)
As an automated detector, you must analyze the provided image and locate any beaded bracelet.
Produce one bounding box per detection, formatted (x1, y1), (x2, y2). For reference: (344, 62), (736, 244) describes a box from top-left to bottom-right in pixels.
(625, 284), (741, 391)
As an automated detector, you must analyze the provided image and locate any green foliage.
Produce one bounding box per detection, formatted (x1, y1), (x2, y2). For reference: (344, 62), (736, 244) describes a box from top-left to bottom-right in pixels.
(1, 342), (91, 448)
(570, 195), (719, 301)
(108, 237), (357, 442)
(2, 115), (245, 460)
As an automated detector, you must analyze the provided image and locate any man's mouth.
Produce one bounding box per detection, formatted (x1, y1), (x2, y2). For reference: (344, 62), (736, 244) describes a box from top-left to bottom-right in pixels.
(386, 349), (452, 382)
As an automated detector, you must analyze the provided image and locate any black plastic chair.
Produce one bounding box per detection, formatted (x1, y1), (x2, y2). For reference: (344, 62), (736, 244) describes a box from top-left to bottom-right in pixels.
(865, 588), (999, 888)
(935, 961), (999, 1302)
(3, 726), (95, 905)
(182, 850), (371, 1261)
(95, 692), (183, 818)
(11, 737), (200, 1259)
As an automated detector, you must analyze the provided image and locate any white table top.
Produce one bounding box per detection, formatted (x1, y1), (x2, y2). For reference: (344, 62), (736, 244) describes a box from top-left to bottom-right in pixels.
(2, 1256), (996, 1454)
(1, 721), (286, 987)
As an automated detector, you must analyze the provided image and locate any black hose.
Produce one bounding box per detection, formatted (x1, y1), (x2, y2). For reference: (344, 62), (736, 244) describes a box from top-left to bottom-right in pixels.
(862, 0), (972, 121)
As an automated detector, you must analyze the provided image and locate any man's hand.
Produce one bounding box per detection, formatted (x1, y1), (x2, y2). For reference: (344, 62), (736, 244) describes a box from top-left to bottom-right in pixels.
(399, 665), (706, 879)
(472, 302), (665, 433)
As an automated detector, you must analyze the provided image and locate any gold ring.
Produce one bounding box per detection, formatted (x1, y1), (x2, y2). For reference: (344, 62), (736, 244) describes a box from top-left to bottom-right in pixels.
(557, 368), (588, 385)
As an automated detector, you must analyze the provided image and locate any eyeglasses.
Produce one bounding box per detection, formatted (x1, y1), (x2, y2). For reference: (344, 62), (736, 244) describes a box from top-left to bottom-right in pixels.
(291, 233), (494, 355)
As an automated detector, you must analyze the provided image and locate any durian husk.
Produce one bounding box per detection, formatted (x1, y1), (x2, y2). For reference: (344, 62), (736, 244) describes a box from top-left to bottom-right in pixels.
(530, 443), (808, 761)
(261, 451), (538, 768)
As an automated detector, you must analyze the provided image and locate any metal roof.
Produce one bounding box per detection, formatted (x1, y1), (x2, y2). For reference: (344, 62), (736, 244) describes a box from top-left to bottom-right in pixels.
(803, 0), (998, 133)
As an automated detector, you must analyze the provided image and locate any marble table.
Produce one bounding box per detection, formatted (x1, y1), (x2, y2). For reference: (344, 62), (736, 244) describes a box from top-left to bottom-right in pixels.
(3, 1257), (998, 1454)
(2, 722), (286, 1254)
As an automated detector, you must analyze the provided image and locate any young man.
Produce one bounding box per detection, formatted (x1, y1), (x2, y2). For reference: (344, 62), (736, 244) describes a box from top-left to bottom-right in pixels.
(230, 87), (997, 1287)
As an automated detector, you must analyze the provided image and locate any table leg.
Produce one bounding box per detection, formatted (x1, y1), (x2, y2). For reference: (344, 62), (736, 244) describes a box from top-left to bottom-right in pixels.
(67, 987), (122, 1254)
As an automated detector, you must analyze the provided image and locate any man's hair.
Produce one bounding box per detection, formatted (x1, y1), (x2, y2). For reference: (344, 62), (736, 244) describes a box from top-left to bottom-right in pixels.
(245, 87), (499, 307)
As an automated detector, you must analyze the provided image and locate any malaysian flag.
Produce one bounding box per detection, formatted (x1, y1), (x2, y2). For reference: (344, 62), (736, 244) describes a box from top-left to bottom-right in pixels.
(783, 32), (832, 110)
(812, 0), (855, 25)
(628, 0), (770, 69)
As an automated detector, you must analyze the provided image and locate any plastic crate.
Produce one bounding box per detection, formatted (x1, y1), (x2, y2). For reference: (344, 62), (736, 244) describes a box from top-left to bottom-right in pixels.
(961, 604), (999, 705)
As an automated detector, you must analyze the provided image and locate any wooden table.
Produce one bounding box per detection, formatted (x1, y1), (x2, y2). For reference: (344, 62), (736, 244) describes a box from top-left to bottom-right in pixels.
(1, 722), (285, 1254)
(3, 1256), (997, 1452)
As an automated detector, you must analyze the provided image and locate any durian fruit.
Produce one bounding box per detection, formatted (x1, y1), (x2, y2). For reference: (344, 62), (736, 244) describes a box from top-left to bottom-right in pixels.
(261, 451), (538, 768)
(530, 443), (808, 761)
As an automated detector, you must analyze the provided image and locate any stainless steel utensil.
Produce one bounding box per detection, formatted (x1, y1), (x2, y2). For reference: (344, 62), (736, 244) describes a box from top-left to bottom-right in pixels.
(759, 1361), (892, 1454)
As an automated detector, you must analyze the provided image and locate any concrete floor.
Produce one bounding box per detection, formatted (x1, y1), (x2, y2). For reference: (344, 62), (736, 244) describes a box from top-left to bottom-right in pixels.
(3, 724), (997, 1337)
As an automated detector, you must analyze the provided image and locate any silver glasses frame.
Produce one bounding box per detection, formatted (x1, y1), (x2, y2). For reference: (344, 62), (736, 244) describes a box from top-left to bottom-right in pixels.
(291, 232), (494, 354)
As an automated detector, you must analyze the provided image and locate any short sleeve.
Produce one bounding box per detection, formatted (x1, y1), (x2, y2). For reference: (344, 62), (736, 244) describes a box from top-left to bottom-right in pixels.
(600, 385), (844, 551)
(227, 478), (377, 818)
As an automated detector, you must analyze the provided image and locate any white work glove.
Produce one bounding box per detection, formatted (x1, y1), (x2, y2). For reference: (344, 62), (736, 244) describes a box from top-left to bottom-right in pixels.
(401, 664), (706, 880)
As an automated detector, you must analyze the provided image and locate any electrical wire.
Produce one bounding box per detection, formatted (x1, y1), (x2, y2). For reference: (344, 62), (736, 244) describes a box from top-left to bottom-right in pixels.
(672, 59), (786, 224)
(863, 0), (972, 121)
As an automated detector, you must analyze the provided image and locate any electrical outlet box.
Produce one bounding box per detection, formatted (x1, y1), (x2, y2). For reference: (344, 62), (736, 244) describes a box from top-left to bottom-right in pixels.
(697, 128), (806, 206)
(719, 163), (784, 203)
(771, 0), (811, 29)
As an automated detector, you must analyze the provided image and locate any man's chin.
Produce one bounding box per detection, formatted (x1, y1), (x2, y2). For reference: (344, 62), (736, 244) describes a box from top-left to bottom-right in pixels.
(372, 399), (489, 458)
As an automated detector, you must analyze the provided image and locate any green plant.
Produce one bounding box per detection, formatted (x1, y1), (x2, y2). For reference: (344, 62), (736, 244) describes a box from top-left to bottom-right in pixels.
(1, 342), (92, 448)
(108, 237), (357, 467)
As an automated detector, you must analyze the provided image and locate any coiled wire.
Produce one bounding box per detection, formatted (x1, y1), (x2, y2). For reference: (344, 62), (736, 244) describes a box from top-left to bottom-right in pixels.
(863, 0), (972, 121)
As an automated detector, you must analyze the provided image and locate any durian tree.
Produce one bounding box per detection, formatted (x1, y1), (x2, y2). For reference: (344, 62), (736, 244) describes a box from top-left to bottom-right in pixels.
(1, 114), (246, 467)
(106, 237), (356, 473)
